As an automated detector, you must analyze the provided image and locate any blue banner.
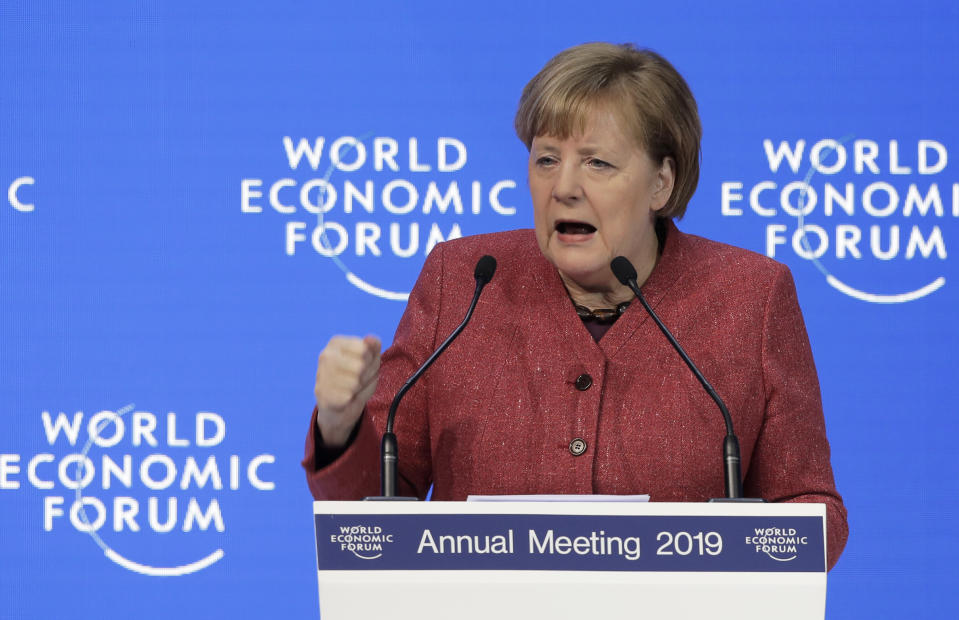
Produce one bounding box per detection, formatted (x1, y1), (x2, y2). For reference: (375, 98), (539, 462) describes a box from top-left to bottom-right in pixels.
(315, 513), (825, 572)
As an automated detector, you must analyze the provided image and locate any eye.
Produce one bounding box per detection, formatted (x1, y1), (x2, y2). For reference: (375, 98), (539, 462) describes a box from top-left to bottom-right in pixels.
(535, 155), (558, 167)
(587, 158), (613, 169)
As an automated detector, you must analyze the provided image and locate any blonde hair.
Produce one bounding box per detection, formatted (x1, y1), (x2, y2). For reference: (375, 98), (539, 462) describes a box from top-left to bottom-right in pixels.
(515, 43), (701, 218)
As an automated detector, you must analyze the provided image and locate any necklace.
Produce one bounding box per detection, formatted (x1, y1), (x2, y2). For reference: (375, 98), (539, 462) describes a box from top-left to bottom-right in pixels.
(573, 301), (631, 324)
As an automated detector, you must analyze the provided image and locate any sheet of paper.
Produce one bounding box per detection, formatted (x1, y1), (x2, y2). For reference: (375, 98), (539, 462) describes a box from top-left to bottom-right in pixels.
(467, 494), (650, 502)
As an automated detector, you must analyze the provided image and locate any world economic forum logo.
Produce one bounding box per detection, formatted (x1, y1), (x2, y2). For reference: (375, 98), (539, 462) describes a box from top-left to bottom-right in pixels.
(744, 526), (810, 562)
(0, 404), (276, 577)
(329, 524), (395, 560)
(722, 137), (952, 303)
(240, 134), (520, 300)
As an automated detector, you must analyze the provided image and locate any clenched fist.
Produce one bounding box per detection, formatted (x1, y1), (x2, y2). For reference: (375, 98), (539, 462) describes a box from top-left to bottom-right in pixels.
(314, 335), (381, 447)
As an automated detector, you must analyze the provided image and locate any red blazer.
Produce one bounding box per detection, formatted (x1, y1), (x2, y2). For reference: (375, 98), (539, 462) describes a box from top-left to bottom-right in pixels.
(304, 221), (848, 569)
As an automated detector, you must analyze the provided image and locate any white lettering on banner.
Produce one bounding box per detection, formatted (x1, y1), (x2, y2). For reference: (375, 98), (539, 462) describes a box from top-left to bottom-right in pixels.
(269, 179), (296, 213)
(810, 140), (847, 174)
(721, 181), (957, 219)
(0, 454), (21, 489)
(7, 176), (36, 212)
(282, 136), (470, 173)
(330, 137), (366, 172)
(41, 410), (228, 447)
(244, 178), (515, 217)
(409, 138), (430, 172)
(240, 179), (263, 213)
(744, 527), (808, 561)
(412, 528), (644, 561)
(438, 137), (467, 172)
(4, 407), (276, 578)
(180, 455), (222, 489)
(103, 455), (132, 489)
(28, 454), (55, 489)
(723, 137), (953, 303)
(284, 220), (463, 258)
(42, 411), (83, 445)
(528, 529), (641, 561)
(196, 412), (226, 447)
(655, 531), (723, 556)
(332, 525), (395, 559)
(240, 135), (518, 300)
(41, 495), (226, 533)
(141, 455), (177, 490)
(763, 140), (806, 173)
(765, 224), (946, 260)
(374, 138), (399, 171)
(183, 498), (225, 532)
(283, 137), (325, 170)
(87, 411), (124, 447)
(59, 454), (95, 489)
(761, 139), (948, 175)
(417, 529), (514, 555)
(246, 455), (275, 490)
(14, 452), (274, 493)
(721, 182), (744, 216)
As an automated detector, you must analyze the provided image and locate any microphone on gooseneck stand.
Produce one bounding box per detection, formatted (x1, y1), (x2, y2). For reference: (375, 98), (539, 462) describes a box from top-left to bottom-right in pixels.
(610, 256), (762, 502)
(366, 255), (498, 501)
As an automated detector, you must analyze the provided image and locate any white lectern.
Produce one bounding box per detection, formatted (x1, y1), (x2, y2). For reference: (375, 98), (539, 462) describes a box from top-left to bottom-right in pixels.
(314, 501), (827, 620)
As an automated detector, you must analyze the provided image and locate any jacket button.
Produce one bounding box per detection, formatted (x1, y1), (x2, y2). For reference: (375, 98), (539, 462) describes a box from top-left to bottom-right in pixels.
(575, 373), (592, 391)
(569, 438), (587, 456)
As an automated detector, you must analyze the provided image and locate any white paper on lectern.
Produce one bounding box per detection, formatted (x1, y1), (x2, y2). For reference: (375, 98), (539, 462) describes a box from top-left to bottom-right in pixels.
(466, 494), (650, 502)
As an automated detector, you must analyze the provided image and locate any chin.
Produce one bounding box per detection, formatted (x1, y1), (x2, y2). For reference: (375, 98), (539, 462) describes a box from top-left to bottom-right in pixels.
(554, 258), (611, 290)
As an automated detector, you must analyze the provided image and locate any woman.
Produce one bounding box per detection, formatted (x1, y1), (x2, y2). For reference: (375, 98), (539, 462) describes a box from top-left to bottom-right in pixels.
(304, 43), (848, 569)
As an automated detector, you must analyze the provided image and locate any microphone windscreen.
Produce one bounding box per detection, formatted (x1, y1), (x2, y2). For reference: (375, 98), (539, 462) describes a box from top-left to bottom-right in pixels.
(610, 256), (637, 285)
(474, 255), (497, 284)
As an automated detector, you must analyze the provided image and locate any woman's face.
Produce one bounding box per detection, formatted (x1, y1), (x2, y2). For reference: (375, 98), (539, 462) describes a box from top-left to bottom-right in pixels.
(528, 106), (674, 294)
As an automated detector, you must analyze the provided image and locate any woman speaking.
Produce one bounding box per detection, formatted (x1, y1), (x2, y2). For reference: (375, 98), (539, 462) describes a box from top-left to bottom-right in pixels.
(303, 42), (848, 569)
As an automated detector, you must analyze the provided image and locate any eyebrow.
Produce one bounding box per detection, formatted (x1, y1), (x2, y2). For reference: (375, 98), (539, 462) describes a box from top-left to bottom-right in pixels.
(533, 141), (623, 160)
(530, 144), (623, 162)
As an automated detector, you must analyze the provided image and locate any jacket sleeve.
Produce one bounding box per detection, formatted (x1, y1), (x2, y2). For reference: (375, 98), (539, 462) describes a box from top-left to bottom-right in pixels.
(744, 264), (849, 570)
(302, 244), (447, 500)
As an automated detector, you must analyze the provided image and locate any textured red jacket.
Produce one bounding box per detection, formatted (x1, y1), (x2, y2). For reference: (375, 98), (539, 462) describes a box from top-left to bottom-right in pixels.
(304, 222), (848, 569)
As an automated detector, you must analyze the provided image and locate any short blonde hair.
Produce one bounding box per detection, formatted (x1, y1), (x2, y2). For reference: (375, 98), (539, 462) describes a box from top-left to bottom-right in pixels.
(515, 42), (701, 219)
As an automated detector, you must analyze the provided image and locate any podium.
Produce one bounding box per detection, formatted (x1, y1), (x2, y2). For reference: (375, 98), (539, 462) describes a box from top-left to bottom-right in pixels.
(313, 500), (827, 619)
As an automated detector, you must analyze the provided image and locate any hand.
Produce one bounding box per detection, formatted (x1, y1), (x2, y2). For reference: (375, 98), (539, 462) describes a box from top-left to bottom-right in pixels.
(314, 335), (382, 447)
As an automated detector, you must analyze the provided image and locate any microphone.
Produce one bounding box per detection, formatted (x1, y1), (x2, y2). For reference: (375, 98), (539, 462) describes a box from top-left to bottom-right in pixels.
(610, 256), (759, 502)
(474, 254), (496, 285)
(368, 254), (498, 500)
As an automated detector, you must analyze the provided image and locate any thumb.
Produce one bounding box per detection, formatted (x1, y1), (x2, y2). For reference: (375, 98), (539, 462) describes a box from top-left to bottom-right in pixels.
(363, 334), (382, 359)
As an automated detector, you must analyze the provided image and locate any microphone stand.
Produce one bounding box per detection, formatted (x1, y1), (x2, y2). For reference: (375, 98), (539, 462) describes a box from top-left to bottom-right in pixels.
(366, 256), (496, 500)
(611, 257), (763, 502)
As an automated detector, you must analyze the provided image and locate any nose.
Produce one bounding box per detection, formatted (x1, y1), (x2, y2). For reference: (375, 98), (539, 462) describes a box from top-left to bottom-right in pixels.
(552, 161), (583, 204)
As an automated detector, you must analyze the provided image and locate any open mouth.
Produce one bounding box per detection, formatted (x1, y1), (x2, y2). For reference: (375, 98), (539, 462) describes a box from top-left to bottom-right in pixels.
(555, 221), (597, 235)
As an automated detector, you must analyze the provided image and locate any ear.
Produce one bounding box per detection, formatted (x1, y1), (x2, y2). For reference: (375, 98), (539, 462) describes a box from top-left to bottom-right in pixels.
(650, 156), (675, 212)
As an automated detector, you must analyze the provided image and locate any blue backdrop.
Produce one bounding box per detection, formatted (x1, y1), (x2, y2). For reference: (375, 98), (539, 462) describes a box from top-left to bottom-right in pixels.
(2, 1), (957, 617)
